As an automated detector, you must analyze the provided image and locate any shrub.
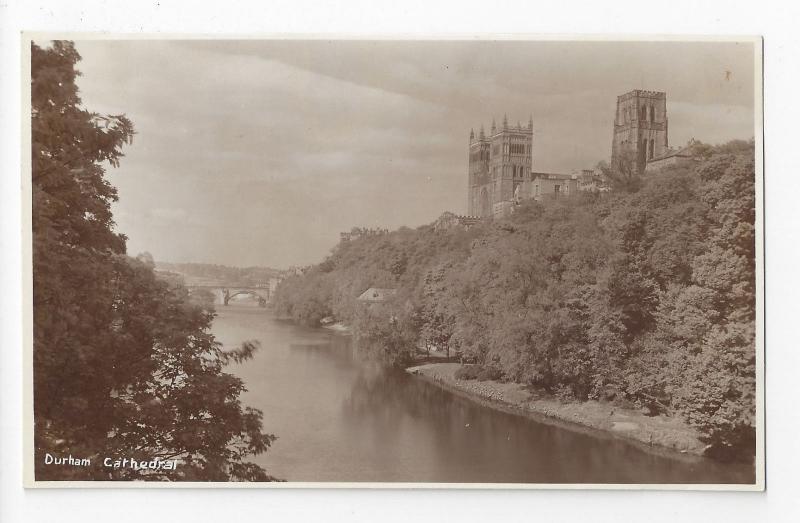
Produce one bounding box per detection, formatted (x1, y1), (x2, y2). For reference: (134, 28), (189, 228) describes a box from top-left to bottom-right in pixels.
(454, 365), (481, 380)
(554, 384), (576, 401)
(455, 365), (503, 381)
(476, 366), (503, 381)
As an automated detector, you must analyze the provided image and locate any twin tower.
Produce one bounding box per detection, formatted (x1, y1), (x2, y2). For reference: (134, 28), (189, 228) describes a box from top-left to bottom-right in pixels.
(467, 114), (534, 218)
(611, 90), (669, 173)
(468, 90), (668, 218)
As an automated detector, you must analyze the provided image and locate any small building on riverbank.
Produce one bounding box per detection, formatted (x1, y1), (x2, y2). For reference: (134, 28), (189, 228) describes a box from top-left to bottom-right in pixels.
(357, 287), (397, 303)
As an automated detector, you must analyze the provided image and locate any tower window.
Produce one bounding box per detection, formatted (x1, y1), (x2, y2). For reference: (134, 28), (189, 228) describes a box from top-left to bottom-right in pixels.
(649, 105), (655, 121)
(640, 105), (647, 121)
(649, 139), (655, 159)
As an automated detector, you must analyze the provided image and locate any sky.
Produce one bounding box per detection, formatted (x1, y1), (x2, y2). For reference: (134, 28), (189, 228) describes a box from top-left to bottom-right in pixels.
(68, 39), (757, 268)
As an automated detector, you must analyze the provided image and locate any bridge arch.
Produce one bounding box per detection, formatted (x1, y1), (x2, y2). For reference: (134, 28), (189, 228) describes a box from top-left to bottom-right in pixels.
(222, 288), (268, 307)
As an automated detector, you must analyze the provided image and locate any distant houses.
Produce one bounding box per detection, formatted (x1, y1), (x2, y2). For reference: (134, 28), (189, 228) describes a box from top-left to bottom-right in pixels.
(340, 227), (389, 243)
(286, 265), (308, 276)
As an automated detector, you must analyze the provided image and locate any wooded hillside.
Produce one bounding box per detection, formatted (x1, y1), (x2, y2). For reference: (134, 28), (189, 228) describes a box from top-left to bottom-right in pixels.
(274, 140), (756, 460)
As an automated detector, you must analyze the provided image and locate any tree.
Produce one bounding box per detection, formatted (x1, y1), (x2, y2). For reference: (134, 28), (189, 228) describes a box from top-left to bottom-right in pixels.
(668, 152), (756, 458)
(418, 264), (455, 358)
(32, 41), (276, 480)
(600, 147), (643, 192)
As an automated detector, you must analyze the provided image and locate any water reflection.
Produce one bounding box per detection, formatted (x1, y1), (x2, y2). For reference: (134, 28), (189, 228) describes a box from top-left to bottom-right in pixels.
(215, 306), (754, 484)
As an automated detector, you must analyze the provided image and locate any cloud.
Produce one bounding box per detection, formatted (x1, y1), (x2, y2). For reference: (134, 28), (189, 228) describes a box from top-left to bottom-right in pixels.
(70, 39), (757, 268)
(667, 101), (754, 145)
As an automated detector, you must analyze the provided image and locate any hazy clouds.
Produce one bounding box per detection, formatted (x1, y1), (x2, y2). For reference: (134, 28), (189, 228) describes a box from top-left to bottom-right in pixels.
(70, 39), (756, 268)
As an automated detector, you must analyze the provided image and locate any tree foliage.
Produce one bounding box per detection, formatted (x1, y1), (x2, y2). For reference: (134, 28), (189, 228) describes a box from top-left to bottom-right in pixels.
(156, 261), (281, 286)
(32, 41), (276, 481)
(600, 147), (643, 193)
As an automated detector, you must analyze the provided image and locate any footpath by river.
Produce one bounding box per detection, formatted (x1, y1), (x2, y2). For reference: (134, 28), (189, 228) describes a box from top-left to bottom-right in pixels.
(213, 304), (755, 484)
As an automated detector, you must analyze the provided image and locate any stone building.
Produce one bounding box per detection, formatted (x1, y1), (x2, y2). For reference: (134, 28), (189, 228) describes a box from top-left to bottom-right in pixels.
(576, 169), (608, 193)
(644, 139), (703, 173)
(433, 211), (480, 231)
(533, 173), (579, 200)
(514, 172), (579, 203)
(611, 90), (669, 174)
(467, 114), (533, 218)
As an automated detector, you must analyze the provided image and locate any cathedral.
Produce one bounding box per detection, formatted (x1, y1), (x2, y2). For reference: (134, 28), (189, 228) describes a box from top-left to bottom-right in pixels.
(467, 114), (533, 218)
(466, 90), (671, 219)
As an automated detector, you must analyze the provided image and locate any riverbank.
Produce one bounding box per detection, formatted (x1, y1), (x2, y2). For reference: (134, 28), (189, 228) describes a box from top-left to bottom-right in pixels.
(406, 362), (709, 458)
(321, 321), (352, 334)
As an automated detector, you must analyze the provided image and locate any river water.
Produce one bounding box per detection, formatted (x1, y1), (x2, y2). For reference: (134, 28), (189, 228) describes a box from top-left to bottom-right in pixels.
(212, 304), (754, 484)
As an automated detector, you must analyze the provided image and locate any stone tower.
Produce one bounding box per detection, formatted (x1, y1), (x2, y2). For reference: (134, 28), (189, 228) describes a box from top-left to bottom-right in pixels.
(611, 90), (668, 174)
(468, 114), (533, 217)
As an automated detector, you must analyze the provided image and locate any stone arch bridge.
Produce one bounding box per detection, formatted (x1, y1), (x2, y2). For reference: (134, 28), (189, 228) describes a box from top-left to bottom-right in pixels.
(186, 284), (270, 307)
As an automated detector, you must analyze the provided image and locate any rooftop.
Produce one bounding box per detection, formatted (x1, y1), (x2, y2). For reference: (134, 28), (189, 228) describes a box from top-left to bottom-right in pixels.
(357, 287), (397, 303)
(532, 171), (577, 181)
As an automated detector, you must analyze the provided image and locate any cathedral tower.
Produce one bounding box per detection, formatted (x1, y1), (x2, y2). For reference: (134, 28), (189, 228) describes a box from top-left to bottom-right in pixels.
(468, 115), (533, 217)
(611, 90), (668, 174)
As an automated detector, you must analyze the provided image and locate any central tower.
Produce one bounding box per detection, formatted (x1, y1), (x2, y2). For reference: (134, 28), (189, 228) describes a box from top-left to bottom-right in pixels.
(468, 114), (533, 217)
(611, 90), (668, 174)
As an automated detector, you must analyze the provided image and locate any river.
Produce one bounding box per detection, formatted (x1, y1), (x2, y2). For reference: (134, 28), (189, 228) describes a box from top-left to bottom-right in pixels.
(212, 303), (754, 484)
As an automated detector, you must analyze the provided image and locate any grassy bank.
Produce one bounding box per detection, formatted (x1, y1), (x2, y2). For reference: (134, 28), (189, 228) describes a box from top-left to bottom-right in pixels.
(406, 362), (709, 458)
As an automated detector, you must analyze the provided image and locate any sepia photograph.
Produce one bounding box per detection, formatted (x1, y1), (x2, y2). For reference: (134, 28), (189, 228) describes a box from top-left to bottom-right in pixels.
(23, 36), (763, 488)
